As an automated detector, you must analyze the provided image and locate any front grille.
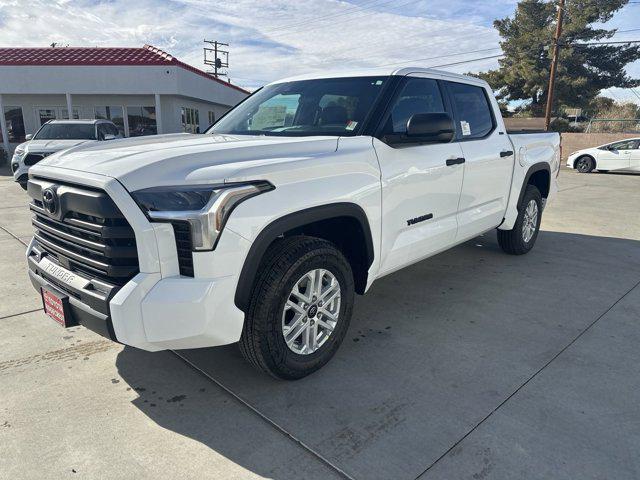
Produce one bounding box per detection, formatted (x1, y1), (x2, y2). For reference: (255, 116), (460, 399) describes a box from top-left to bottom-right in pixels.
(28, 179), (139, 286)
(172, 222), (194, 277)
(24, 152), (51, 166)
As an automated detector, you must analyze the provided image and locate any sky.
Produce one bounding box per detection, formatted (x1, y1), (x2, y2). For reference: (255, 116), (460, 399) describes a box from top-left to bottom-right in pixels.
(0, 0), (638, 104)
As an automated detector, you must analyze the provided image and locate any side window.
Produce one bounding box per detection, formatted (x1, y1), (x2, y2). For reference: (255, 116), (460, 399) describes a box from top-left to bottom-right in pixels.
(382, 78), (445, 135)
(610, 140), (636, 150)
(447, 82), (494, 139)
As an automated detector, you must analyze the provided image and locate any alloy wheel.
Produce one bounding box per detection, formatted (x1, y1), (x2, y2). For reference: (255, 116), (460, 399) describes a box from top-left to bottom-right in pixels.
(281, 268), (341, 355)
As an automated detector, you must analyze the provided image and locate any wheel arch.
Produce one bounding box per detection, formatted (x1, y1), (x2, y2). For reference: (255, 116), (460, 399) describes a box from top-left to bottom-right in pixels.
(234, 203), (375, 313)
(518, 162), (551, 207)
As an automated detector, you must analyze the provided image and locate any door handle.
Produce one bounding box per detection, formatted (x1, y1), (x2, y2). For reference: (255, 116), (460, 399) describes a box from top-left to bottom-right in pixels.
(446, 157), (465, 166)
(500, 150), (514, 157)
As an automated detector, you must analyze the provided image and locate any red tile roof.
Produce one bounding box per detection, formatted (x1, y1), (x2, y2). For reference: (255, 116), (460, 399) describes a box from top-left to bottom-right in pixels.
(0, 44), (249, 93)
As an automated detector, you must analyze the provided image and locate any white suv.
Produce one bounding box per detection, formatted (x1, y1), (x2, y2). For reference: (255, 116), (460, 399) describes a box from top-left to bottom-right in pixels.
(12, 119), (121, 188)
(26, 68), (560, 379)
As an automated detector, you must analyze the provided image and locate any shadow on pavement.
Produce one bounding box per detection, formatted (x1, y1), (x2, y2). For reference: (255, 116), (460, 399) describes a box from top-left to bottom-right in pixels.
(116, 230), (640, 480)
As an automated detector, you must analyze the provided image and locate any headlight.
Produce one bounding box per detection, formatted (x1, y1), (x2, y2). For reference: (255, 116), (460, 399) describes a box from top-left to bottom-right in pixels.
(13, 148), (25, 158)
(131, 182), (274, 251)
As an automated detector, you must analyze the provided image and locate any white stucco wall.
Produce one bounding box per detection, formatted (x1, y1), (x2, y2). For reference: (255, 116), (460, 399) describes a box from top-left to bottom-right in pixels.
(0, 65), (248, 106)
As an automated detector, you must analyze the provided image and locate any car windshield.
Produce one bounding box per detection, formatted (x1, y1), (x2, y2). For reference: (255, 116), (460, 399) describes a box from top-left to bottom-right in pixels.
(34, 124), (96, 140)
(208, 76), (389, 137)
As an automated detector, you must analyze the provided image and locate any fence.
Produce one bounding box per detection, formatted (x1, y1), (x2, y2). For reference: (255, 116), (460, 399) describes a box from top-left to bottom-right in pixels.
(585, 119), (640, 133)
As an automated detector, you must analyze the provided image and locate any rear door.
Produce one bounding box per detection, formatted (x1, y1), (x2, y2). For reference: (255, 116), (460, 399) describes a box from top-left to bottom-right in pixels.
(374, 75), (465, 275)
(628, 140), (640, 171)
(598, 139), (635, 171)
(444, 81), (514, 241)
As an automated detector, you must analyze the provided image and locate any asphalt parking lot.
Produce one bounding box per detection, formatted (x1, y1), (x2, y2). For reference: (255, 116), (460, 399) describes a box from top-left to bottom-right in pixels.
(1, 167), (639, 480)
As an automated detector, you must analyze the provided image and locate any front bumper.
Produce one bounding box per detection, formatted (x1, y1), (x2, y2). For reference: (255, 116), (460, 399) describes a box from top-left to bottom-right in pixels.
(12, 155), (29, 183)
(26, 166), (250, 352)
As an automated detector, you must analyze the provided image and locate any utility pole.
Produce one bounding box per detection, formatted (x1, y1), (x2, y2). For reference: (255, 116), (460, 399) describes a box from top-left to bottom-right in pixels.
(544, 0), (565, 131)
(203, 40), (229, 79)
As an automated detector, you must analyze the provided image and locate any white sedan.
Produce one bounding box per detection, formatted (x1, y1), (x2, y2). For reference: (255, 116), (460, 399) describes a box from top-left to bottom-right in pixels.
(566, 138), (640, 173)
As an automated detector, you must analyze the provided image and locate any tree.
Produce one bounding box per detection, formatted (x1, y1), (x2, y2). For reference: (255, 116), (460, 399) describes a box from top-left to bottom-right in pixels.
(478, 0), (640, 116)
(589, 101), (640, 132)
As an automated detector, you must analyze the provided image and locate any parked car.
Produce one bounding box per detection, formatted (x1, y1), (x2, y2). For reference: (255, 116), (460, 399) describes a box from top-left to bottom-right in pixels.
(11, 119), (122, 188)
(567, 138), (640, 173)
(25, 68), (560, 379)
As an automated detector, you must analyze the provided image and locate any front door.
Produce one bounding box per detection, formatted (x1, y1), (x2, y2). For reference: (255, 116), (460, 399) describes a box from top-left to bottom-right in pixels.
(374, 75), (465, 276)
(598, 139), (634, 171)
(444, 80), (514, 241)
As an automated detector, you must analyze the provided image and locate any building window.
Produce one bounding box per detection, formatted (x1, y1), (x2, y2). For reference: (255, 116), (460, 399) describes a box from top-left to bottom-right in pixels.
(61, 108), (80, 120)
(208, 111), (216, 126)
(181, 107), (200, 133)
(36, 108), (57, 126)
(3, 107), (26, 143)
(95, 106), (125, 137)
(127, 106), (157, 137)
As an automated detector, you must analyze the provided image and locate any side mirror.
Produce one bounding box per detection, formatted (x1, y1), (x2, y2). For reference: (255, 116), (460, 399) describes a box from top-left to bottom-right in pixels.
(103, 134), (116, 141)
(406, 113), (455, 144)
(25, 134), (33, 141)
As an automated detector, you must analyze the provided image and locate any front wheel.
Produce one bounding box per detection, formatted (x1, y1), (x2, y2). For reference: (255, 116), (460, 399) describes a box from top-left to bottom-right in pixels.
(239, 236), (354, 380)
(497, 185), (542, 255)
(575, 156), (595, 173)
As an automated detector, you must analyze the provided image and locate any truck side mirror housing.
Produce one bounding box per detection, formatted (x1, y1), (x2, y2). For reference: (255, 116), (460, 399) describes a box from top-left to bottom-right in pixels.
(25, 134), (33, 141)
(406, 113), (455, 143)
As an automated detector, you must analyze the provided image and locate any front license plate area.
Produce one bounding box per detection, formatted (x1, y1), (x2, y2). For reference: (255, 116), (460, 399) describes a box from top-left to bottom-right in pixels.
(41, 287), (77, 328)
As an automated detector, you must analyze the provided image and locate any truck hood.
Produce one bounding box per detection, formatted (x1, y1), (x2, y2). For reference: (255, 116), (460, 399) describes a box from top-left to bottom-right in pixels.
(24, 139), (94, 153)
(36, 133), (340, 191)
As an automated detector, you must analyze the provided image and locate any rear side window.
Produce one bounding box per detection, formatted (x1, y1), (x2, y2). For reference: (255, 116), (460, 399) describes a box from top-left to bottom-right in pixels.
(382, 78), (445, 134)
(447, 82), (494, 139)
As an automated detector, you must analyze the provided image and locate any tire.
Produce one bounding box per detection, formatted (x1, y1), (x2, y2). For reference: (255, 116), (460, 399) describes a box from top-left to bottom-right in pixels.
(497, 185), (542, 255)
(575, 156), (595, 173)
(239, 235), (354, 380)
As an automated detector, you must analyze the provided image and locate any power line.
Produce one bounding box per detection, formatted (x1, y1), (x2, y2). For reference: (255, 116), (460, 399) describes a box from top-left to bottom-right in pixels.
(374, 47), (502, 68)
(266, 0), (416, 39)
(316, 31), (499, 68)
(565, 39), (640, 46)
(261, 0), (395, 35)
(428, 54), (504, 69)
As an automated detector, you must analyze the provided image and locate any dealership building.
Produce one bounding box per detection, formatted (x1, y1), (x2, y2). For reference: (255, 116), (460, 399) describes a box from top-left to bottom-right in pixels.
(0, 45), (249, 158)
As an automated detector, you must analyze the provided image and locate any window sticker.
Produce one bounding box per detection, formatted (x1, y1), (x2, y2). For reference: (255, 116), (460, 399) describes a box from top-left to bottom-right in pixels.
(346, 120), (358, 131)
(460, 121), (471, 136)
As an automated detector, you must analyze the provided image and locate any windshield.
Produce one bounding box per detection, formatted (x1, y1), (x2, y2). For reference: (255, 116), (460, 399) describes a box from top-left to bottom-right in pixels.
(208, 76), (389, 137)
(34, 123), (96, 140)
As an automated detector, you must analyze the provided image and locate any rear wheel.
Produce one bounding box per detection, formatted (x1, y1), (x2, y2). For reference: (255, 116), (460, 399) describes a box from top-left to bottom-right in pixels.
(575, 156), (595, 173)
(497, 185), (542, 255)
(239, 236), (354, 380)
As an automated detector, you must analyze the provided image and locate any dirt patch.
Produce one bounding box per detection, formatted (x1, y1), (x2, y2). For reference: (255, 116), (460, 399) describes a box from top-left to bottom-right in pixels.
(0, 340), (117, 374)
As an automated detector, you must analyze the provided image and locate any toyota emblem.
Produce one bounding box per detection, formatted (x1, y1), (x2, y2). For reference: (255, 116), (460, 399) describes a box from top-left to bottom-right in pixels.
(42, 187), (59, 215)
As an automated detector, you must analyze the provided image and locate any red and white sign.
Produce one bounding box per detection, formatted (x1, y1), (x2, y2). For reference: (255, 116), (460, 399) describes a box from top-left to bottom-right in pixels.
(42, 289), (66, 327)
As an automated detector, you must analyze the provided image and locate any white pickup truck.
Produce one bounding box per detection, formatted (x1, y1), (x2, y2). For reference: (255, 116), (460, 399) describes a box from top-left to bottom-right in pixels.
(26, 68), (560, 379)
